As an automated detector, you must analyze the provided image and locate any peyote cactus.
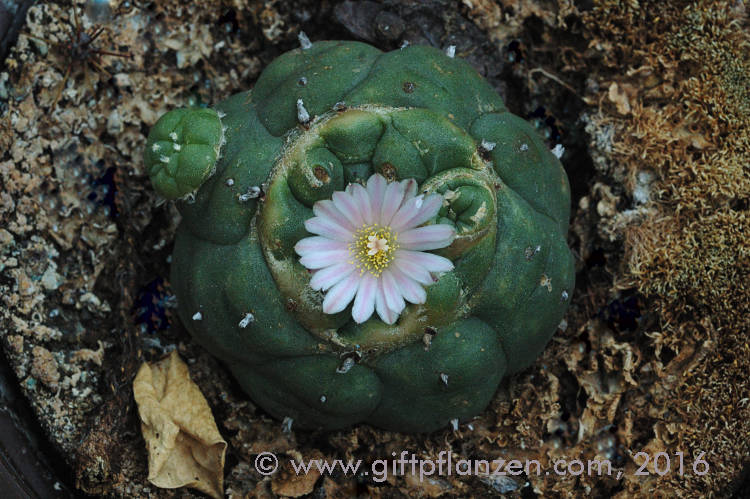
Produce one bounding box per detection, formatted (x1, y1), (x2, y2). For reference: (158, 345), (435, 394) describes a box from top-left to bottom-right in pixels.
(144, 41), (574, 432)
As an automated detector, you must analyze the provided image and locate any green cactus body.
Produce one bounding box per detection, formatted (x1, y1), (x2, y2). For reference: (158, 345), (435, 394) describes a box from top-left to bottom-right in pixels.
(145, 41), (574, 432)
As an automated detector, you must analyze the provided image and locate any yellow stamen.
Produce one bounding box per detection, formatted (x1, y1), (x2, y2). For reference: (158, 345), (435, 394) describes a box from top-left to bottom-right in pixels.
(349, 224), (398, 277)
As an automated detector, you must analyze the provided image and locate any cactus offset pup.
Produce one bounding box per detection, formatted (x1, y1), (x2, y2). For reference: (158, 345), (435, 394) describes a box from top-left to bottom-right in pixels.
(144, 41), (575, 432)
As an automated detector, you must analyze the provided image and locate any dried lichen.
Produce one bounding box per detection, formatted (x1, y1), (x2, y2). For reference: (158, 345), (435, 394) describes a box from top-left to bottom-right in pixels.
(579, 1), (750, 494)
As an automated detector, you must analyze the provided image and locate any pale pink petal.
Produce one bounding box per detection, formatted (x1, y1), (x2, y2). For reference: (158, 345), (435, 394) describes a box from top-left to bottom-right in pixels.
(399, 178), (418, 205)
(295, 236), (346, 256)
(379, 180), (406, 226)
(390, 266), (427, 304)
(392, 255), (433, 285)
(389, 193), (443, 233)
(375, 280), (398, 325)
(309, 262), (355, 291)
(399, 225), (456, 250)
(304, 216), (353, 242)
(350, 183), (373, 224)
(396, 249), (454, 273)
(322, 271), (360, 314)
(380, 269), (406, 313)
(366, 174), (387, 220)
(332, 190), (364, 227)
(313, 200), (356, 232)
(352, 272), (377, 323)
(299, 249), (351, 269)
(388, 195), (423, 232)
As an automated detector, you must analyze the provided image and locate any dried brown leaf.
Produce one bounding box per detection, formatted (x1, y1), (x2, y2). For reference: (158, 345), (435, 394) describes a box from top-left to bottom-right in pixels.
(133, 351), (227, 499)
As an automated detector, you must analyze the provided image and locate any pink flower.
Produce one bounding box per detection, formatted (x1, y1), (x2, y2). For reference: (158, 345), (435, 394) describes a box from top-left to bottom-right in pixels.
(294, 174), (456, 324)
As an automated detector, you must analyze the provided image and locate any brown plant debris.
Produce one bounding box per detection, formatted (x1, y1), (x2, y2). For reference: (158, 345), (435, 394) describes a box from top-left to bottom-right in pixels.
(133, 351), (227, 499)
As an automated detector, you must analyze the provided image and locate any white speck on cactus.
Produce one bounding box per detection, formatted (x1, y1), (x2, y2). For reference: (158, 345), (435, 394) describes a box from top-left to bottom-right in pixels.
(443, 189), (459, 202)
(400, 40), (410, 50)
(298, 31), (312, 50)
(295, 173), (456, 325)
(525, 245), (542, 260)
(450, 418), (459, 431)
(320, 395), (326, 403)
(336, 356), (355, 374)
(445, 45), (456, 58)
(238, 186), (261, 202)
(281, 416), (293, 433)
(540, 274), (552, 291)
(238, 312), (255, 328)
(169, 132), (178, 141)
(159, 155), (169, 163)
(296, 98), (310, 124)
(470, 202), (488, 223)
(520, 143), (529, 152)
(192, 311), (202, 321)
(561, 290), (569, 301)
(172, 143), (181, 151)
(440, 373), (449, 385)
(226, 178), (234, 186)
(552, 143), (565, 159)
(151, 143), (160, 152)
(216, 110), (226, 118)
(480, 139), (496, 151)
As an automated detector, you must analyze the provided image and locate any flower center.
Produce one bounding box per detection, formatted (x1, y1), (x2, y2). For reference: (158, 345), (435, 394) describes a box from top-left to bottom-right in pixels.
(349, 224), (398, 276)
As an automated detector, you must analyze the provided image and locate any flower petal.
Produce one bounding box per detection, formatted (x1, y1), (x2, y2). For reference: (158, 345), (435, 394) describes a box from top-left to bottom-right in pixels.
(396, 249), (454, 274)
(332, 190), (364, 227)
(322, 271), (360, 314)
(379, 180), (406, 227)
(352, 272), (377, 323)
(309, 262), (354, 291)
(295, 236), (346, 256)
(313, 199), (356, 232)
(392, 254), (433, 285)
(390, 266), (427, 304)
(350, 183), (373, 225)
(299, 249), (351, 269)
(375, 279), (399, 325)
(380, 269), (406, 314)
(304, 216), (354, 242)
(399, 178), (418, 205)
(390, 193), (443, 233)
(366, 174), (387, 221)
(398, 224), (455, 250)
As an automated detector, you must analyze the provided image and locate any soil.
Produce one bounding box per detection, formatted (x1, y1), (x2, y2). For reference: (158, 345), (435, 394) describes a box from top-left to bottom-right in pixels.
(0, 0), (747, 498)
